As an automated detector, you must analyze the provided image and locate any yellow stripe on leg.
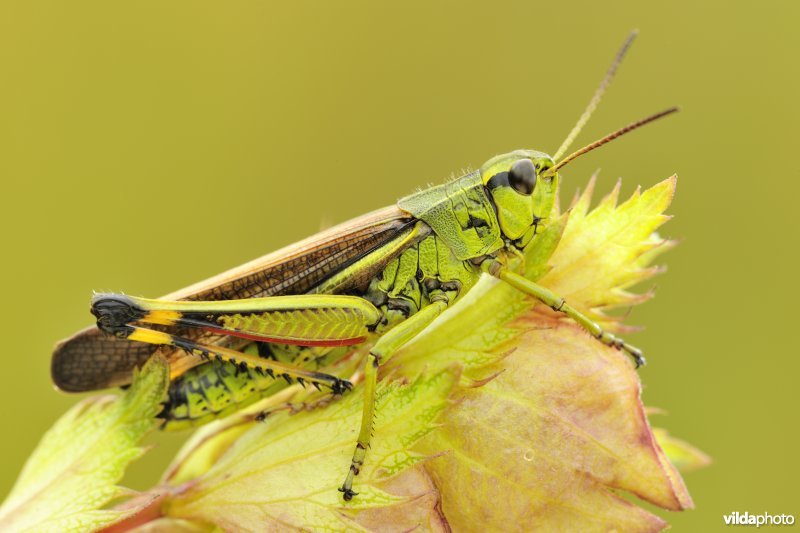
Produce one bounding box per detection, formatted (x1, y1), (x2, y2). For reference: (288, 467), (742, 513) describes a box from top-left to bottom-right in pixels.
(128, 327), (173, 345)
(142, 309), (182, 326)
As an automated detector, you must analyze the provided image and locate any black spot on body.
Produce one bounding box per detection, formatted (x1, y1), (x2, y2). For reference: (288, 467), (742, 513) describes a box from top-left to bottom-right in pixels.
(466, 215), (489, 229)
(486, 171), (510, 190)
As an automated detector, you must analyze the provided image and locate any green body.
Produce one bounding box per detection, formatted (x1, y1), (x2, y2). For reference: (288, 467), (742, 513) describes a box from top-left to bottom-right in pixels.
(161, 169), (503, 429)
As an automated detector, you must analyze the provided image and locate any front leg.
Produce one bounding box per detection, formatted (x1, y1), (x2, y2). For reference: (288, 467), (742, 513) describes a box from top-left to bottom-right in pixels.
(339, 297), (449, 501)
(483, 259), (645, 367)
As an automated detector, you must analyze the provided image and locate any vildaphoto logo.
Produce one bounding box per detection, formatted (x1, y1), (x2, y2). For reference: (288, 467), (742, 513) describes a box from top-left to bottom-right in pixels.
(724, 511), (795, 527)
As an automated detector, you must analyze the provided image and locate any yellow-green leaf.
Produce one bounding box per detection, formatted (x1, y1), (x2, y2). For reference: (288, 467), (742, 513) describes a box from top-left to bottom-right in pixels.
(0, 356), (169, 533)
(164, 368), (457, 531)
(653, 428), (712, 473)
(539, 176), (677, 329)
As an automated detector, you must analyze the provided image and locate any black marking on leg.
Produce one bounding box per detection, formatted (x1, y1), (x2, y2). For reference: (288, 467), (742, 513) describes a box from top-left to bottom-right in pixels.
(173, 337), (197, 354)
(92, 294), (146, 334)
(256, 342), (277, 360)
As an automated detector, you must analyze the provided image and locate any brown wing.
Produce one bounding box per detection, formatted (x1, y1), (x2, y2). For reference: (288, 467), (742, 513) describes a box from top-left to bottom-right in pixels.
(52, 205), (417, 392)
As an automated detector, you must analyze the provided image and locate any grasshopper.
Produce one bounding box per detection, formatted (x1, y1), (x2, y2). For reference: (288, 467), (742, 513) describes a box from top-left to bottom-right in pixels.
(52, 32), (676, 500)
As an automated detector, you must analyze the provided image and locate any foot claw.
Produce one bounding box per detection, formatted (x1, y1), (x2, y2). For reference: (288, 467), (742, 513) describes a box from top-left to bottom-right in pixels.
(338, 486), (358, 501)
(626, 347), (646, 368)
(609, 336), (645, 369)
(331, 379), (353, 395)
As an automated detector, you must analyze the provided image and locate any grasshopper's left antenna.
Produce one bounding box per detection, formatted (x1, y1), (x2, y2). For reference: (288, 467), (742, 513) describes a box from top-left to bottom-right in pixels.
(545, 106), (679, 176)
(552, 30), (638, 162)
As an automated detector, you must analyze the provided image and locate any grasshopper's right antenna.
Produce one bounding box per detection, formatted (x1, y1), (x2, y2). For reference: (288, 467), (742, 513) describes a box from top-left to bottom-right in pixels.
(552, 30), (638, 161)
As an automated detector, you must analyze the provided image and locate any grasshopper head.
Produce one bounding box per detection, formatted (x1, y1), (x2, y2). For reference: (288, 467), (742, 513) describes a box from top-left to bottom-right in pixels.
(480, 150), (558, 244)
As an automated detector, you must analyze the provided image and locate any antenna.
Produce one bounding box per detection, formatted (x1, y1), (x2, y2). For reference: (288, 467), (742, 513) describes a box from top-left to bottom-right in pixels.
(544, 107), (679, 176)
(552, 30), (638, 162)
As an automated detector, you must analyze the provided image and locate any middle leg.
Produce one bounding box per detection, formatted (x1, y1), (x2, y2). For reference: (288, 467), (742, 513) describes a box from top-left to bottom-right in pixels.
(338, 298), (449, 500)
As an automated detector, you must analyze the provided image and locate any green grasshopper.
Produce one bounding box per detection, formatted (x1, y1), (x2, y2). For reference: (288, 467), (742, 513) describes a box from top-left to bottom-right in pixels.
(52, 32), (676, 500)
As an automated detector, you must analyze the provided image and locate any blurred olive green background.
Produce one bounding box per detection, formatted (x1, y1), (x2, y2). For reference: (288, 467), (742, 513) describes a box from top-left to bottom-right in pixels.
(1, 1), (797, 530)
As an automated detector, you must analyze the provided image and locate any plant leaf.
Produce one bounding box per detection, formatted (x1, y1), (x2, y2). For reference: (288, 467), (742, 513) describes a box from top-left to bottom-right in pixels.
(538, 176), (677, 329)
(163, 368), (457, 531)
(392, 176), (700, 531)
(653, 428), (712, 473)
(0, 356), (169, 533)
(416, 322), (692, 532)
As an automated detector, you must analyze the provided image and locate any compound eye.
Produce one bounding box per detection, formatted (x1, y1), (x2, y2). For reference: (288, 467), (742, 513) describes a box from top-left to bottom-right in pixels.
(508, 159), (537, 195)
